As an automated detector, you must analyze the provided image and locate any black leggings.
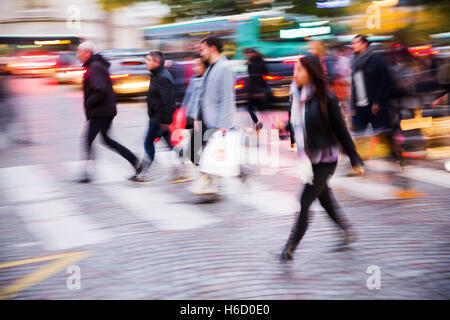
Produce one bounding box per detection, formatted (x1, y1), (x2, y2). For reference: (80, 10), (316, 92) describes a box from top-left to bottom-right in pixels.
(248, 98), (264, 124)
(287, 108), (295, 145)
(85, 117), (137, 167)
(287, 162), (349, 249)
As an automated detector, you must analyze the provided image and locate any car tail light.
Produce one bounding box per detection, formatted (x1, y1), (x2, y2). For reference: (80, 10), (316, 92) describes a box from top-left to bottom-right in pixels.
(20, 55), (49, 59)
(110, 73), (130, 79)
(282, 55), (305, 63)
(234, 79), (245, 89)
(65, 69), (86, 76)
(263, 75), (284, 81)
(408, 46), (438, 56)
(121, 62), (141, 65)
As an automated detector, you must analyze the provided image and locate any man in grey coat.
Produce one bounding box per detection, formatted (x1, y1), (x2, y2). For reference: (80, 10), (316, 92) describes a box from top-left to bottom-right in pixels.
(190, 36), (237, 194)
(198, 36), (236, 131)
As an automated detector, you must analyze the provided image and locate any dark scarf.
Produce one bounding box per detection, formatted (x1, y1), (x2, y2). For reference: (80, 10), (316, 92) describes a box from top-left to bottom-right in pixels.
(351, 45), (375, 74)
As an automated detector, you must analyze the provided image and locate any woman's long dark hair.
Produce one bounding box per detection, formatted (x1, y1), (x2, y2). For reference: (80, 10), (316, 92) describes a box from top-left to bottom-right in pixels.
(299, 55), (329, 121)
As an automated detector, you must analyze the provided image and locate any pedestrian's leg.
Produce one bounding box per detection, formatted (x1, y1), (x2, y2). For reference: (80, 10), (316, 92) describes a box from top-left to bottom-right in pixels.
(79, 118), (101, 182)
(281, 163), (330, 261)
(247, 98), (259, 124)
(144, 120), (159, 163)
(352, 106), (370, 133)
(85, 119), (102, 161)
(99, 118), (138, 168)
(288, 109), (296, 149)
(318, 187), (349, 231)
(161, 127), (173, 150)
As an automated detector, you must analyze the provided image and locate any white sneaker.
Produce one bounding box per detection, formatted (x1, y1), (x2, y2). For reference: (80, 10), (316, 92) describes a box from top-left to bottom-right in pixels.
(190, 174), (218, 194)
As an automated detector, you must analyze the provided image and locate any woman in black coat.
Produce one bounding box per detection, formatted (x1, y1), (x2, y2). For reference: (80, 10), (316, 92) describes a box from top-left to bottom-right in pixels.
(243, 48), (270, 130)
(280, 55), (364, 262)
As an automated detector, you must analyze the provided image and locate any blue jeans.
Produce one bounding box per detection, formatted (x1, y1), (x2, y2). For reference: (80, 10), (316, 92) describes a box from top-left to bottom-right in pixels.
(144, 119), (173, 162)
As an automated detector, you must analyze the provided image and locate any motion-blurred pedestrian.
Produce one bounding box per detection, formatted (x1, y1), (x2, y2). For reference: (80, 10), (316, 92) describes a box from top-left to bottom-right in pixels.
(243, 48), (270, 131)
(130, 50), (177, 182)
(280, 55), (364, 262)
(308, 40), (337, 85)
(190, 35), (237, 194)
(350, 35), (403, 166)
(181, 56), (209, 165)
(77, 41), (141, 183)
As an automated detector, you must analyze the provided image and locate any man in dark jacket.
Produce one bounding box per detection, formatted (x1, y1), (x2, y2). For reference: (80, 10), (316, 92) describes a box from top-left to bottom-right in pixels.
(130, 50), (176, 182)
(350, 35), (391, 133)
(350, 35), (404, 166)
(77, 41), (141, 183)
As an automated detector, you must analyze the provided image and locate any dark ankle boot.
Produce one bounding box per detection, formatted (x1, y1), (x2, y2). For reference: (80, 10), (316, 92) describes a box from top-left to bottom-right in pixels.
(280, 239), (297, 262)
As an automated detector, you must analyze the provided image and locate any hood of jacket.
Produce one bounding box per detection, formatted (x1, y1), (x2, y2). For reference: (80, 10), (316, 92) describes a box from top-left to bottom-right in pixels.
(83, 54), (111, 69)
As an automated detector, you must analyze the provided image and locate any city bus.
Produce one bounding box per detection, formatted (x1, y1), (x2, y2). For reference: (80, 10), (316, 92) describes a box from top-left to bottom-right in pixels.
(141, 10), (334, 60)
(141, 11), (334, 105)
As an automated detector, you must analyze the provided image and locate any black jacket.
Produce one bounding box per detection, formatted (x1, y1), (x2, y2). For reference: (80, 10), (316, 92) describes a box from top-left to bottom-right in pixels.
(351, 53), (390, 108)
(247, 54), (269, 95)
(304, 93), (363, 167)
(147, 65), (175, 124)
(82, 54), (117, 119)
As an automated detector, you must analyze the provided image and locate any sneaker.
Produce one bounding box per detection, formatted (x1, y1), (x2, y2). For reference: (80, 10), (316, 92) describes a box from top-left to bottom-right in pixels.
(77, 174), (91, 184)
(128, 173), (150, 183)
(337, 228), (358, 248)
(238, 166), (250, 183)
(190, 174), (218, 194)
(255, 121), (263, 131)
(280, 244), (295, 263)
(129, 158), (152, 182)
(140, 158), (151, 173)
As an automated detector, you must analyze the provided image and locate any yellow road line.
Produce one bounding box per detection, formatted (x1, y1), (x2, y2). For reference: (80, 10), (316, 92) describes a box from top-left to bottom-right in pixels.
(0, 251), (92, 300)
(0, 252), (88, 269)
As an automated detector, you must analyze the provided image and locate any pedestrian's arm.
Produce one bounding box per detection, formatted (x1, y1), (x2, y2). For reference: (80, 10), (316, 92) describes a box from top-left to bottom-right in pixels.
(372, 57), (390, 106)
(217, 67), (235, 128)
(431, 93), (448, 108)
(156, 77), (175, 124)
(181, 79), (194, 109)
(84, 65), (108, 110)
(328, 95), (363, 167)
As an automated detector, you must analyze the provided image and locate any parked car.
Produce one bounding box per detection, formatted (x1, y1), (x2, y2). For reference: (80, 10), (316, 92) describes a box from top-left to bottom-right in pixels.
(108, 57), (150, 98)
(53, 52), (85, 84)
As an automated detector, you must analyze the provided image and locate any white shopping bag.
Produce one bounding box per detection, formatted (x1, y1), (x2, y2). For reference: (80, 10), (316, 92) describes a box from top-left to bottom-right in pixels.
(199, 130), (241, 177)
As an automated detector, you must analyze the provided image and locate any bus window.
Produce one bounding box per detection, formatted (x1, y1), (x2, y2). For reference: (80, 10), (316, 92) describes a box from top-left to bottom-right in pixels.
(259, 16), (299, 42)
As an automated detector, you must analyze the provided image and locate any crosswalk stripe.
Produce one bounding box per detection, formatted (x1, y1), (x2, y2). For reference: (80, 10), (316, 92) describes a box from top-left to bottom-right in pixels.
(63, 159), (220, 230)
(221, 177), (323, 215)
(279, 165), (401, 201)
(104, 183), (220, 230)
(365, 159), (450, 189)
(0, 165), (62, 203)
(0, 165), (113, 251)
(330, 176), (400, 200)
(15, 200), (112, 251)
(63, 149), (178, 184)
(400, 167), (450, 189)
(63, 160), (132, 184)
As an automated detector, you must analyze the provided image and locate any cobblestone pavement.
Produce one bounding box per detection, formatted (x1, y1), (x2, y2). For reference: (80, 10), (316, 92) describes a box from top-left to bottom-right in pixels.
(0, 77), (449, 300)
